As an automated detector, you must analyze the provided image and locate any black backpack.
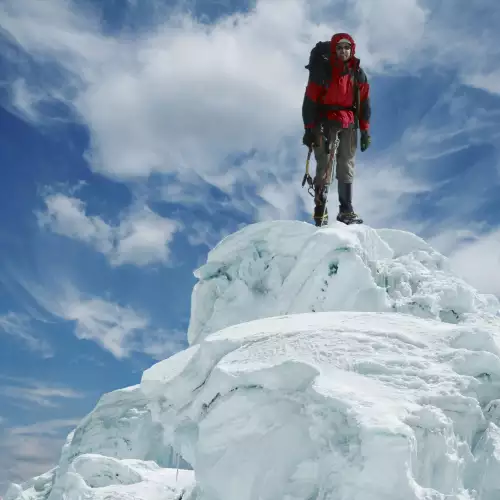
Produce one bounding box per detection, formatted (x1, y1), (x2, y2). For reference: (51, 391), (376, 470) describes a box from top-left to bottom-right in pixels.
(305, 41), (362, 128)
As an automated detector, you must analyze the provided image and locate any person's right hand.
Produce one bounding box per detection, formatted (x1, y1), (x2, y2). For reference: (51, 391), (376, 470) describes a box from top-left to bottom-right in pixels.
(302, 129), (316, 148)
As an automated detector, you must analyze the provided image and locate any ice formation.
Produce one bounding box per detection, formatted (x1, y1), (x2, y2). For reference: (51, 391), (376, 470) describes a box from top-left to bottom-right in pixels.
(188, 221), (498, 344)
(6, 220), (500, 500)
(5, 385), (193, 500)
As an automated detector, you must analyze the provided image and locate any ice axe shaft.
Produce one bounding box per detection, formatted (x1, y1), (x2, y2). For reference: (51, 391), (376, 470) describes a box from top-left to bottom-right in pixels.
(302, 148), (314, 195)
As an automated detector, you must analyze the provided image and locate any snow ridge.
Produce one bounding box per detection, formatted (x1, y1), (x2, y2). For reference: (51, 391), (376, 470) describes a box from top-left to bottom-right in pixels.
(188, 221), (498, 344)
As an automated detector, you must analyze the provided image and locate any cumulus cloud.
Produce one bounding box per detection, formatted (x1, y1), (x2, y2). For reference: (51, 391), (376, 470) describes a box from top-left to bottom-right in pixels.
(37, 192), (180, 267)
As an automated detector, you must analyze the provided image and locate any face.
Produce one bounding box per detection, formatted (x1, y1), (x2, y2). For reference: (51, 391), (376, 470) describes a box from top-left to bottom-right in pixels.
(336, 43), (352, 61)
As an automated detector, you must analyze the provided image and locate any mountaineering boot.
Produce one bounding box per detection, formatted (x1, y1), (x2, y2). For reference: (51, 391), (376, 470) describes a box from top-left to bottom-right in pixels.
(313, 203), (328, 226)
(337, 182), (363, 225)
(313, 184), (329, 227)
(337, 210), (362, 224)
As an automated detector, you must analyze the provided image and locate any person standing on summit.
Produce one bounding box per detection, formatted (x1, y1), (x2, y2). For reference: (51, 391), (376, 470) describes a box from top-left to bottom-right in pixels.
(302, 32), (371, 226)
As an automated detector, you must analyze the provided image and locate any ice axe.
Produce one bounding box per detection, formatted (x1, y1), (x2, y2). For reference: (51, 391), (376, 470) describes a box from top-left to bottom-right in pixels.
(302, 147), (314, 197)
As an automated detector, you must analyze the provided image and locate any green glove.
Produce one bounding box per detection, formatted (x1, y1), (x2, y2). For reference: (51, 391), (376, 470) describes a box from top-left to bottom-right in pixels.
(360, 130), (371, 152)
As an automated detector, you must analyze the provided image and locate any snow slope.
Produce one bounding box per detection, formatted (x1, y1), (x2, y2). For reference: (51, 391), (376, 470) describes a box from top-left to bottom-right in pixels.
(143, 311), (500, 500)
(6, 221), (500, 500)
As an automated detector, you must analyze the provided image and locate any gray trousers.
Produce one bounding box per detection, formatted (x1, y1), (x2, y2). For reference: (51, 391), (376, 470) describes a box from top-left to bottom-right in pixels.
(312, 126), (357, 188)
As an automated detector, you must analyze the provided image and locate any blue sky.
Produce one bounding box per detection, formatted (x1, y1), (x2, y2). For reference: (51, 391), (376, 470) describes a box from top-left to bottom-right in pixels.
(1, 0), (500, 491)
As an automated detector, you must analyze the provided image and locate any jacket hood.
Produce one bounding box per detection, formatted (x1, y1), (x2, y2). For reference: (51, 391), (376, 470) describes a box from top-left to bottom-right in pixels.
(331, 32), (356, 56)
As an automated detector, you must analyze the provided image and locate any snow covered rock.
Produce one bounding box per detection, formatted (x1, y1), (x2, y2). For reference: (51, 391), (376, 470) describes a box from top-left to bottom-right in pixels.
(188, 221), (499, 344)
(4, 469), (57, 500)
(6, 220), (500, 500)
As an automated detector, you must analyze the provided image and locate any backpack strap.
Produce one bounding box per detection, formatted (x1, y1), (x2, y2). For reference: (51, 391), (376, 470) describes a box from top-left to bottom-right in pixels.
(350, 59), (362, 129)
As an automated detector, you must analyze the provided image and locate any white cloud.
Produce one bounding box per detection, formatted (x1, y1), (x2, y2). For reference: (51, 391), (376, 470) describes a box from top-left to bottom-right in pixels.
(37, 193), (180, 266)
(353, 158), (431, 230)
(467, 71), (500, 95)
(65, 296), (149, 358)
(10, 277), (186, 359)
(37, 193), (113, 253)
(8, 78), (44, 123)
(417, 0), (500, 91)
(0, 0), (434, 193)
(348, 0), (428, 70)
(113, 206), (179, 266)
(0, 312), (53, 357)
(63, 295), (186, 358)
(429, 227), (500, 297)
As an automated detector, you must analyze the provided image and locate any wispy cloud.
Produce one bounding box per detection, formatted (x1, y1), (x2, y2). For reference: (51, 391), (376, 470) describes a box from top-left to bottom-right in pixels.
(0, 376), (85, 408)
(8, 78), (46, 123)
(36, 192), (180, 267)
(37, 192), (113, 253)
(134, 328), (188, 361)
(0, 312), (53, 357)
(64, 296), (187, 359)
(9, 276), (187, 359)
(186, 219), (234, 250)
(8, 418), (81, 437)
(0, 417), (80, 492)
(65, 296), (150, 358)
(396, 88), (500, 167)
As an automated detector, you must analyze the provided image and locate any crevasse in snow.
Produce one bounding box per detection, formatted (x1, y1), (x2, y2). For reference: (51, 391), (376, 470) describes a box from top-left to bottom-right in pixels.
(6, 221), (500, 500)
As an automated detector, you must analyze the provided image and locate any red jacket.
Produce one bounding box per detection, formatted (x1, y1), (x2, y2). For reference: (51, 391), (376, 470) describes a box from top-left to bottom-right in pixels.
(302, 33), (371, 131)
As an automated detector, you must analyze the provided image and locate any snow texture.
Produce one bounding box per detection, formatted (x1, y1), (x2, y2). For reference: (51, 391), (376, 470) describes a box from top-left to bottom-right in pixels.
(6, 220), (500, 500)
